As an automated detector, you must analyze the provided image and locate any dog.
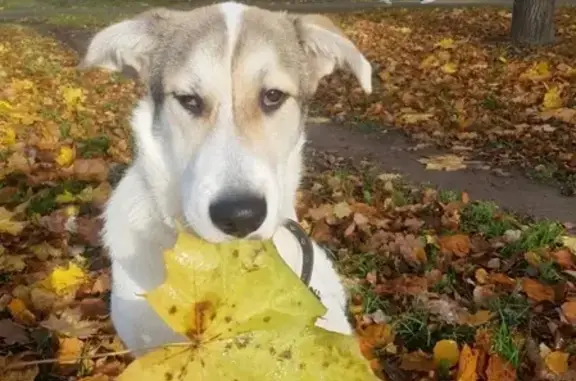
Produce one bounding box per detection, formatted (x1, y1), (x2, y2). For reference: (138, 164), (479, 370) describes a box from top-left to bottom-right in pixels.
(80, 1), (372, 354)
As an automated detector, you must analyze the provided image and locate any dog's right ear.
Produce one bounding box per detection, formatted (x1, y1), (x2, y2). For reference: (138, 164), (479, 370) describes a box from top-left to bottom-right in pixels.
(78, 8), (172, 79)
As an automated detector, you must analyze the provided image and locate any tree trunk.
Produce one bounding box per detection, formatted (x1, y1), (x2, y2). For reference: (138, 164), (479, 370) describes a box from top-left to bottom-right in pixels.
(511, 0), (556, 46)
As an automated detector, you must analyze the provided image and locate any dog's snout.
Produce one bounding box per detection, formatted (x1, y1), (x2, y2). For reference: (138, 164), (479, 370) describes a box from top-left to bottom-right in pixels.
(209, 194), (267, 238)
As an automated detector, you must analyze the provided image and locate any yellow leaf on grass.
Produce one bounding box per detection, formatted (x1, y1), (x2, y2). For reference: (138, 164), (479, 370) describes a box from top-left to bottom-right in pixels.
(441, 62), (458, 74)
(457, 344), (478, 381)
(544, 351), (569, 375)
(435, 38), (455, 49)
(0, 207), (27, 235)
(433, 339), (460, 367)
(542, 86), (563, 110)
(57, 337), (85, 363)
(55, 146), (75, 167)
(118, 228), (377, 381)
(41, 263), (87, 295)
(419, 155), (466, 171)
(562, 235), (576, 253)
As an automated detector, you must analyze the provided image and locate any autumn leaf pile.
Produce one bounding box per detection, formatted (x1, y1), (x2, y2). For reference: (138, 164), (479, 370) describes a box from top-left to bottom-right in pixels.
(313, 7), (576, 193)
(0, 20), (575, 381)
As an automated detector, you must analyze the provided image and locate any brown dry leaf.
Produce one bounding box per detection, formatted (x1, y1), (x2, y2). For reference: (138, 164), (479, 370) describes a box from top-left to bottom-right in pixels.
(333, 202), (352, 219)
(40, 308), (100, 338)
(419, 154), (467, 171)
(439, 234), (471, 258)
(561, 301), (576, 324)
(521, 278), (555, 302)
(399, 350), (436, 372)
(0, 319), (29, 345)
(57, 337), (85, 364)
(0, 207), (28, 235)
(544, 351), (569, 375)
(433, 339), (460, 367)
(78, 375), (110, 381)
(0, 361), (39, 381)
(486, 354), (516, 381)
(457, 344), (479, 381)
(464, 310), (492, 326)
(73, 158), (109, 182)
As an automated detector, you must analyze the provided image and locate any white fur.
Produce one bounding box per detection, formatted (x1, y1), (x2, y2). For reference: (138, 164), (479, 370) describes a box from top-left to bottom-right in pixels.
(90, 2), (372, 355)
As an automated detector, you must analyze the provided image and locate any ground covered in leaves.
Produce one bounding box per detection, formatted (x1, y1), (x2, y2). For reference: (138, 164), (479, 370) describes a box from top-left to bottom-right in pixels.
(314, 7), (576, 194)
(1, 22), (576, 381)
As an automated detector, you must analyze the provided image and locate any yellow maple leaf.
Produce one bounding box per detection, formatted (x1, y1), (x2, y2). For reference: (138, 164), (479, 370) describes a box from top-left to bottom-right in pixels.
(542, 86), (563, 110)
(418, 155), (467, 171)
(433, 339), (460, 367)
(0, 125), (16, 145)
(435, 38), (455, 49)
(457, 344), (479, 381)
(55, 146), (75, 167)
(520, 61), (551, 82)
(41, 262), (87, 295)
(0, 207), (28, 235)
(562, 235), (576, 254)
(118, 228), (378, 381)
(61, 86), (86, 111)
(544, 351), (569, 375)
(441, 62), (458, 74)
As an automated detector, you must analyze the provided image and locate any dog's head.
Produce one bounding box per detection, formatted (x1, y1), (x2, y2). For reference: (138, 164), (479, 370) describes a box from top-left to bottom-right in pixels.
(82, 2), (371, 242)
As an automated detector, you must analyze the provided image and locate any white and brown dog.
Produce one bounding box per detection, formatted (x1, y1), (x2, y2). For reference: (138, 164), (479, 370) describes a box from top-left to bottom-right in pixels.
(80, 1), (372, 354)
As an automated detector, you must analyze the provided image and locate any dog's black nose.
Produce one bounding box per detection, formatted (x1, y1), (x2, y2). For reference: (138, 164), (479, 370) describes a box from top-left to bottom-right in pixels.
(209, 194), (267, 237)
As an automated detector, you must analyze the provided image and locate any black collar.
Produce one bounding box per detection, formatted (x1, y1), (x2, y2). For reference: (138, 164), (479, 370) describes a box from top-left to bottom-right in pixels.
(283, 219), (314, 287)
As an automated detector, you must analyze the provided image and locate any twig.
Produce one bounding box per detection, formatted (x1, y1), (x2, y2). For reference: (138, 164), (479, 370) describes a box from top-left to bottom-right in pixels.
(5, 342), (192, 371)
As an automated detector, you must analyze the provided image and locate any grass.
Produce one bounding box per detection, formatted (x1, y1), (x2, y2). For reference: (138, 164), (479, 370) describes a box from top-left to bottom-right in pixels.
(501, 220), (564, 257)
(492, 321), (522, 368)
(461, 201), (517, 238)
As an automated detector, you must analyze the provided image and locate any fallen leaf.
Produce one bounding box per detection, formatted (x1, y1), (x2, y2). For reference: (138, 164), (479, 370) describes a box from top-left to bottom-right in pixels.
(521, 278), (555, 302)
(55, 146), (75, 167)
(561, 301), (576, 324)
(563, 236), (576, 253)
(435, 38), (455, 49)
(520, 61), (551, 82)
(73, 158), (109, 182)
(41, 262), (87, 296)
(357, 323), (394, 359)
(544, 351), (569, 375)
(433, 339), (460, 367)
(0, 207), (27, 235)
(551, 249), (575, 269)
(0, 361), (39, 381)
(333, 202), (352, 219)
(464, 310), (492, 326)
(419, 155), (467, 171)
(57, 337), (85, 364)
(486, 354), (516, 381)
(542, 86), (563, 110)
(439, 234), (471, 257)
(8, 298), (36, 325)
(0, 319), (29, 345)
(457, 344), (478, 381)
(399, 350), (436, 372)
(41, 308), (100, 338)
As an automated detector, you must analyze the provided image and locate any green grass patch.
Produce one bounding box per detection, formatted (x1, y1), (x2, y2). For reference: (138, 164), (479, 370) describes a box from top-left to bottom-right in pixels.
(78, 135), (110, 158)
(461, 201), (516, 238)
(492, 321), (521, 369)
(489, 294), (530, 328)
(501, 220), (564, 257)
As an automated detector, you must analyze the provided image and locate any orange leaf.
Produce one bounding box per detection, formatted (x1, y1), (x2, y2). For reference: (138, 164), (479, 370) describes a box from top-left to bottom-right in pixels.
(8, 298), (36, 325)
(490, 273), (516, 287)
(561, 301), (576, 324)
(521, 278), (555, 302)
(551, 249), (575, 269)
(57, 337), (85, 364)
(486, 354), (516, 381)
(357, 323), (394, 359)
(457, 344), (479, 381)
(399, 350), (436, 372)
(464, 310), (492, 326)
(439, 234), (471, 258)
(544, 351), (569, 375)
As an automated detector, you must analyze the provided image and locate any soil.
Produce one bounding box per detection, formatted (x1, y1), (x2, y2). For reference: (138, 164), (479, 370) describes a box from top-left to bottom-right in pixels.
(12, 22), (576, 225)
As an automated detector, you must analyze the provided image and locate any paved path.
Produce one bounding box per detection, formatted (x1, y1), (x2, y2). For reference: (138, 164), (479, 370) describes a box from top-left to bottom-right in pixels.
(0, 0), (575, 21)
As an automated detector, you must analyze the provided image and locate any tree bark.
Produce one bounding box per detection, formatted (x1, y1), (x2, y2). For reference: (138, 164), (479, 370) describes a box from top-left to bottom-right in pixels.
(511, 0), (556, 46)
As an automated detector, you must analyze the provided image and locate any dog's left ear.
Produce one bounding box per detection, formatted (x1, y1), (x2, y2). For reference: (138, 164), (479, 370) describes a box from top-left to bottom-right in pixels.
(294, 14), (372, 94)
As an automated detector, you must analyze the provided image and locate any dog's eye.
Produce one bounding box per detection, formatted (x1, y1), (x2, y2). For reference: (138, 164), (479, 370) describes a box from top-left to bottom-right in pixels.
(260, 89), (287, 112)
(175, 94), (204, 116)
